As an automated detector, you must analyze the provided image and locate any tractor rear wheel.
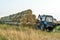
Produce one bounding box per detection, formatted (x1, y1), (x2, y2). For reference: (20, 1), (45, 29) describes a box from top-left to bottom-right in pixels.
(46, 27), (53, 32)
(46, 28), (50, 32)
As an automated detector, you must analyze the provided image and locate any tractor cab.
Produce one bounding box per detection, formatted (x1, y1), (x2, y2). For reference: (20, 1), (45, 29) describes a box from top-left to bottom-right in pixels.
(37, 15), (55, 32)
(41, 15), (53, 25)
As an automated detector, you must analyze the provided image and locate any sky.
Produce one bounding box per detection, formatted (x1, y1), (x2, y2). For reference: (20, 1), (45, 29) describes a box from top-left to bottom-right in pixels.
(0, 0), (60, 21)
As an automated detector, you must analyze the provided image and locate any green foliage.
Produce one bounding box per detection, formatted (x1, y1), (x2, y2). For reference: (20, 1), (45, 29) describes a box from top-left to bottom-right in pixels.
(56, 26), (60, 30)
(53, 25), (60, 32)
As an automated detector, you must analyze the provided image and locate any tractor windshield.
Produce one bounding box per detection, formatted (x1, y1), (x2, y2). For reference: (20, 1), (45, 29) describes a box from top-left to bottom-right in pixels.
(46, 17), (53, 22)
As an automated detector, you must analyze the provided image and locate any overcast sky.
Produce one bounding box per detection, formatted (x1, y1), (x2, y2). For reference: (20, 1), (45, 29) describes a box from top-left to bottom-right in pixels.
(0, 0), (60, 20)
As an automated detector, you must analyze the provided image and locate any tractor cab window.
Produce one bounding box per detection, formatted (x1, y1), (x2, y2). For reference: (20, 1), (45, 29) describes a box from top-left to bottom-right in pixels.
(42, 17), (45, 21)
(46, 17), (53, 22)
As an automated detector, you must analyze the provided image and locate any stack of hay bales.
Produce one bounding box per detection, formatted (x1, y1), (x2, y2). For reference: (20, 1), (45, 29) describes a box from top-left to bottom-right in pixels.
(12, 9), (32, 22)
(0, 9), (36, 26)
(20, 9), (36, 25)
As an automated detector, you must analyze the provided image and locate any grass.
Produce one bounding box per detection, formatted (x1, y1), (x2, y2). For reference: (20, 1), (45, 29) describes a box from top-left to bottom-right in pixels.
(0, 35), (8, 40)
(0, 24), (60, 40)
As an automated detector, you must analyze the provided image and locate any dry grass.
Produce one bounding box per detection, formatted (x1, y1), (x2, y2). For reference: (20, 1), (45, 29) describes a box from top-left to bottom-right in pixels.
(0, 24), (60, 40)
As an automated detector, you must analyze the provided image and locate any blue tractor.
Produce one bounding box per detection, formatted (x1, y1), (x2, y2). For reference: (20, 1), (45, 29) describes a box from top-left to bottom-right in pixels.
(37, 15), (55, 32)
